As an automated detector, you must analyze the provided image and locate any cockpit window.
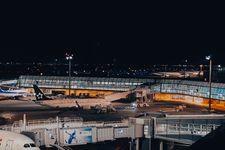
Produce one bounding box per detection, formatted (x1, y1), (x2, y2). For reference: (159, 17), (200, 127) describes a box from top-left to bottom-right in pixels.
(24, 144), (30, 148)
(30, 143), (36, 147)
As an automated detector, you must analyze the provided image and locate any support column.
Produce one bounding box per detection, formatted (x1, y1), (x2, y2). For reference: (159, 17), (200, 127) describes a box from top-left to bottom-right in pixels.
(167, 142), (174, 150)
(23, 114), (26, 131)
(56, 116), (60, 150)
(148, 138), (152, 150)
(129, 139), (134, 150)
(159, 141), (163, 150)
(135, 138), (139, 150)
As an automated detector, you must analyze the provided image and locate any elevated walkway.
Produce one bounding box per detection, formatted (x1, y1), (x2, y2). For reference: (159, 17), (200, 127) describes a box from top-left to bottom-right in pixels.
(186, 124), (225, 150)
(153, 114), (225, 145)
(1, 114), (225, 149)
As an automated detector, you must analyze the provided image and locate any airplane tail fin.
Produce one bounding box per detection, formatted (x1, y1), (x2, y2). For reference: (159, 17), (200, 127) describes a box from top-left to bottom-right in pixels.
(33, 84), (52, 100)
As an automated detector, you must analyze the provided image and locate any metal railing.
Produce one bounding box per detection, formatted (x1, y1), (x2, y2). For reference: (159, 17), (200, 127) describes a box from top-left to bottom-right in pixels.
(154, 117), (225, 144)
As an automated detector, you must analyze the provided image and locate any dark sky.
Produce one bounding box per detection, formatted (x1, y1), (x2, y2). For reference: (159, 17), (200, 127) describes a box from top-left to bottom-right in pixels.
(1, 3), (225, 65)
(1, 48), (225, 65)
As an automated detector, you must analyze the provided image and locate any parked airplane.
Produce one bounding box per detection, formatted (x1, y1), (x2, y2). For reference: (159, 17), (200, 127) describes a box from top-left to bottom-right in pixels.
(33, 84), (117, 113)
(152, 71), (201, 78)
(0, 130), (40, 150)
(0, 86), (29, 100)
(152, 71), (185, 78)
(33, 84), (52, 101)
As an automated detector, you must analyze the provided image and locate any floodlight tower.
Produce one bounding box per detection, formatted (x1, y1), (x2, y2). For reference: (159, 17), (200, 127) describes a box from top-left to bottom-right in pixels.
(205, 55), (212, 113)
(66, 53), (73, 97)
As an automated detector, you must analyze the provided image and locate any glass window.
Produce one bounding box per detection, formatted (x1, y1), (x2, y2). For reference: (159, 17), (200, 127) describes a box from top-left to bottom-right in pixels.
(30, 143), (36, 147)
(24, 144), (30, 148)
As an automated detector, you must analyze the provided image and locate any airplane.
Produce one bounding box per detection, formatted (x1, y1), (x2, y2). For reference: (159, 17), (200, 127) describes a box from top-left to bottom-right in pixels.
(0, 86), (29, 100)
(152, 71), (185, 78)
(33, 84), (117, 113)
(0, 130), (40, 150)
(152, 71), (201, 78)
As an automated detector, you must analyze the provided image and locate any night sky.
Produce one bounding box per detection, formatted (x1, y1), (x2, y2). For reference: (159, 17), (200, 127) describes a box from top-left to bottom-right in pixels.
(1, 3), (225, 65)
(1, 48), (225, 65)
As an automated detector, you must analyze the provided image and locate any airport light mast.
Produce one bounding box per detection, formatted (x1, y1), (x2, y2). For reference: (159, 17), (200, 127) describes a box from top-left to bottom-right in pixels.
(206, 55), (212, 113)
(66, 53), (73, 97)
(184, 59), (188, 78)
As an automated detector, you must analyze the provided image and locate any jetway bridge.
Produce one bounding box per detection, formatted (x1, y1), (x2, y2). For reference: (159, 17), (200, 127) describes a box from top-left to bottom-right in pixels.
(152, 115), (225, 144)
(0, 114), (225, 150)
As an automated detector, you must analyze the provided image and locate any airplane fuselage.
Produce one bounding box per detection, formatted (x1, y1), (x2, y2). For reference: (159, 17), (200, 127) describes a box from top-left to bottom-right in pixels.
(0, 88), (28, 99)
(0, 130), (40, 150)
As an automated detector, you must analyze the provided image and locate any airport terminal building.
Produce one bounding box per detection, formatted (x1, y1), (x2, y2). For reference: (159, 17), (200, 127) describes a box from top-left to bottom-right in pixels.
(5, 75), (224, 111)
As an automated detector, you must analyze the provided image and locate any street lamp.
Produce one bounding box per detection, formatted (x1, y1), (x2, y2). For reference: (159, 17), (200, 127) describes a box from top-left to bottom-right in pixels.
(205, 55), (212, 113)
(184, 59), (188, 78)
(66, 53), (73, 97)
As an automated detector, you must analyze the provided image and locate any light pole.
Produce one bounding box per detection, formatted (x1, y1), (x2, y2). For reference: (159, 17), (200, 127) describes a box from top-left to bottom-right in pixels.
(66, 53), (73, 97)
(184, 59), (188, 78)
(205, 55), (212, 113)
(200, 64), (203, 78)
